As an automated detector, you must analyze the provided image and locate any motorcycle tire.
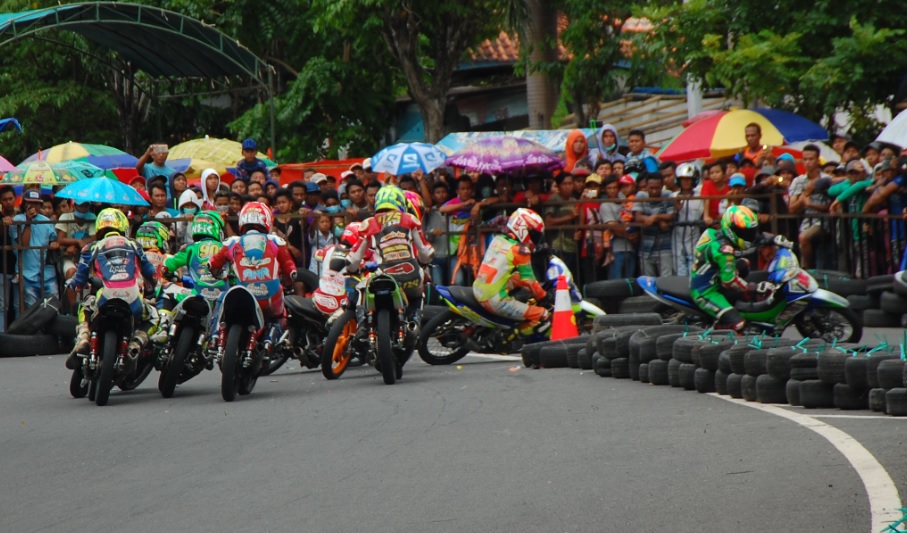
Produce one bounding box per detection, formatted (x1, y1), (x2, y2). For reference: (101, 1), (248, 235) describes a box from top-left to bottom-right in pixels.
(95, 330), (118, 406)
(794, 307), (862, 344)
(221, 324), (242, 402)
(119, 354), (153, 391)
(87, 375), (98, 402)
(376, 309), (396, 385)
(260, 351), (291, 376)
(322, 309), (357, 380)
(160, 326), (194, 398)
(238, 367), (257, 395)
(418, 310), (471, 366)
(70, 368), (87, 399)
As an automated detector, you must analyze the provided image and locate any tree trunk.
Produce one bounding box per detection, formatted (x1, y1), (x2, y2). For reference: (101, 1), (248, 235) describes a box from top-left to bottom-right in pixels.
(419, 98), (446, 144)
(526, 0), (558, 129)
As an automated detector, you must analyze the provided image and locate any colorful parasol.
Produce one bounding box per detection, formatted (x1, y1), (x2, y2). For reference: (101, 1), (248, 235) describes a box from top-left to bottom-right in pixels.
(445, 135), (564, 174)
(55, 176), (149, 206)
(22, 142), (130, 164)
(169, 137), (276, 168)
(0, 160), (102, 185)
(371, 142), (447, 175)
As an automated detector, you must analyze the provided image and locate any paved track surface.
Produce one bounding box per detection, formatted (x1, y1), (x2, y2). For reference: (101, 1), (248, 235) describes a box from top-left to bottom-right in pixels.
(1, 328), (905, 533)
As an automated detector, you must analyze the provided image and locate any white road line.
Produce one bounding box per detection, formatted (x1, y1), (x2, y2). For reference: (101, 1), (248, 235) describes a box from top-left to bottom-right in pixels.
(710, 394), (903, 533)
(463, 353), (521, 361)
(811, 414), (907, 420)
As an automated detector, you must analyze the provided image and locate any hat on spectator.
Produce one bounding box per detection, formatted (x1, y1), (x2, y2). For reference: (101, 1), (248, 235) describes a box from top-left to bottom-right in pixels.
(864, 141), (883, 155)
(241, 138), (257, 150)
(618, 174), (635, 186)
(305, 182), (321, 193)
(310, 173), (328, 185)
(264, 179), (279, 189)
(776, 159), (796, 174)
(585, 174), (603, 185)
(22, 189), (42, 203)
(340, 170), (354, 180)
(129, 175), (145, 187)
(831, 132), (851, 142)
(756, 165), (774, 177)
(876, 158), (892, 172)
(729, 174), (747, 188)
(833, 165), (847, 176)
(362, 158), (372, 171)
(845, 160), (865, 173)
(571, 167), (591, 178)
(776, 153), (795, 163)
(349, 162), (363, 171)
(73, 197), (92, 205)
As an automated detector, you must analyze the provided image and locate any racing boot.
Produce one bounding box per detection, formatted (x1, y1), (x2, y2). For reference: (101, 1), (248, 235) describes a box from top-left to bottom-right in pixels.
(150, 309), (173, 345)
(65, 321), (90, 370)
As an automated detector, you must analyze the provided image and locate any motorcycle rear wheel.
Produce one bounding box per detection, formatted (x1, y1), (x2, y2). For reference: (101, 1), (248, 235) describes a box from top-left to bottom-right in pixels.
(95, 330), (118, 406)
(119, 353), (153, 391)
(322, 309), (356, 380)
(418, 310), (471, 365)
(376, 309), (396, 385)
(159, 326), (193, 398)
(221, 324), (242, 402)
(794, 307), (862, 344)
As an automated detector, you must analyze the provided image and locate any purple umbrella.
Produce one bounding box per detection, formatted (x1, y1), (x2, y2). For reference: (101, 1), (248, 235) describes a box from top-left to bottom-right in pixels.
(445, 136), (564, 174)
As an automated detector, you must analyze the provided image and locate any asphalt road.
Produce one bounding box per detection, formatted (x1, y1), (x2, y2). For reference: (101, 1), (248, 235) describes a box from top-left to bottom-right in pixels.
(1, 328), (906, 533)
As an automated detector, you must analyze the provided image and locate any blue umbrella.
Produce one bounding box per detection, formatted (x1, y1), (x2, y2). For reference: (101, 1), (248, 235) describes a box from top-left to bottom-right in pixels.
(371, 142), (447, 175)
(0, 118), (22, 134)
(56, 177), (148, 206)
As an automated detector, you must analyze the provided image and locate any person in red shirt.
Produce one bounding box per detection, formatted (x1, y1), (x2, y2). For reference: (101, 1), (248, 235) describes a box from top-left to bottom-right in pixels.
(701, 161), (730, 228)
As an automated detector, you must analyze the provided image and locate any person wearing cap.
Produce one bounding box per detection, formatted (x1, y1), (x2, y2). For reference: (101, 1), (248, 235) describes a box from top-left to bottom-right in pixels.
(10, 189), (59, 307)
(268, 166), (281, 183)
(310, 172), (330, 194)
(718, 173), (748, 216)
(673, 163), (704, 276)
(841, 140), (861, 164)
(544, 173), (580, 275)
(864, 156), (907, 270)
(234, 138), (270, 183)
(830, 132), (851, 158)
(55, 199), (97, 281)
(789, 144), (834, 270)
(0, 186), (17, 332)
(136, 142), (175, 190)
(129, 176), (147, 192)
(829, 159), (873, 276)
(864, 142), (882, 171)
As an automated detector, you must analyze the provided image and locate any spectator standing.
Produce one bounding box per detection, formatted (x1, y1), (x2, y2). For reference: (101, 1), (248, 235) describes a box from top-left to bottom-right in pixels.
(718, 173), (747, 215)
(587, 124), (625, 166)
(544, 173), (579, 275)
(234, 138), (270, 183)
(701, 161), (729, 227)
(624, 129), (660, 175)
(864, 142), (882, 172)
(632, 172), (674, 276)
(438, 177), (476, 285)
(423, 182), (451, 290)
(10, 190), (59, 307)
(345, 179), (371, 221)
(740, 123), (771, 167)
(564, 129), (590, 173)
(864, 157), (907, 271)
(789, 144), (834, 269)
(149, 183), (178, 219)
(673, 164), (704, 276)
(136, 143), (175, 190)
(365, 181), (382, 214)
(230, 179), (248, 196)
(307, 213), (337, 276)
(600, 175), (636, 279)
(659, 161), (678, 194)
(0, 186), (17, 332)
(577, 173), (604, 284)
(829, 159), (874, 277)
(513, 174), (547, 209)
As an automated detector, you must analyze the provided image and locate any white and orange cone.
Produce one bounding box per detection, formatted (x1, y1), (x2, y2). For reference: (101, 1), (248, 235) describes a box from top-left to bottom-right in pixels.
(550, 274), (578, 340)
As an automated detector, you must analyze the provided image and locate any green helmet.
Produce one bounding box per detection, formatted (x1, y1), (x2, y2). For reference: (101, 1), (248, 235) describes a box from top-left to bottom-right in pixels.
(374, 184), (407, 213)
(191, 211), (224, 242)
(136, 221), (171, 253)
(720, 205), (759, 250)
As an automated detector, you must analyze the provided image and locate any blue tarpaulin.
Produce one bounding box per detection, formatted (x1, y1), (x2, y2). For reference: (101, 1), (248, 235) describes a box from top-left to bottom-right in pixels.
(0, 118), (22, 134)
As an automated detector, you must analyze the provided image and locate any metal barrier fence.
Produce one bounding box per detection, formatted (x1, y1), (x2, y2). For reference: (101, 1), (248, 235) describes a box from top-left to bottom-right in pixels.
(1, 195), (903, 327)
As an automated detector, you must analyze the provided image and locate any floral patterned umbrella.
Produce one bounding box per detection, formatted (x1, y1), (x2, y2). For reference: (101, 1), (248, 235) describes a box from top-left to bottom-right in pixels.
(445, 135), (564, 174)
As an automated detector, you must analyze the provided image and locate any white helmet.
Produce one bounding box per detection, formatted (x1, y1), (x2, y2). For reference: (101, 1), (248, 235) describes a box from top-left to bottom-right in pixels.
(676, 162), (700, 185)
(506, 208), (545, 249)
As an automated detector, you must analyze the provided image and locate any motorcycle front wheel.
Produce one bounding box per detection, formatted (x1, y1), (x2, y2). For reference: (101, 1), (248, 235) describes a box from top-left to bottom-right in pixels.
(418, 310), (472, 365)
(221, 324), (242, 402)
(95, 330), (118, 406)
(70, 368), (87, 399)
(159, 326), (194, 398)
(376, 309), (396, 385)
(794, 306), (862, 344)
(322, 309), (356, 380)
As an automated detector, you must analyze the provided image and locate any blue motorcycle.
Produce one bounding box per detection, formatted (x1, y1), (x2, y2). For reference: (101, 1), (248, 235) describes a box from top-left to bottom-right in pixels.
(637, 246), (862, 342)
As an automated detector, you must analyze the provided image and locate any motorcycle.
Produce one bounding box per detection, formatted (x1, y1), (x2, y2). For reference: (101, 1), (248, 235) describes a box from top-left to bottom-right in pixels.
(417, 253), (605, 365)
(637, 246), (862, 343)
(257, 269), (325, 376)
(214, 285), (292, 402)
(156, 278), (224, 398)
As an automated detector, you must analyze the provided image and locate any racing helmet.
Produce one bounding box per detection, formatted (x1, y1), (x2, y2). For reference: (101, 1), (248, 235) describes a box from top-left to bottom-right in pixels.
(191, 211), (225, 242)
(721, 205), (759, 250)
(238, 201), (273, 234)
(340, 221), (362, 248)
(135, 221), (171, 253)
(95, 208), (129, 237)
(675, 162), (700, 186)
(404, 190), (424, 222)
(374, 185), (407, 213)
(506, 208), (545, 249)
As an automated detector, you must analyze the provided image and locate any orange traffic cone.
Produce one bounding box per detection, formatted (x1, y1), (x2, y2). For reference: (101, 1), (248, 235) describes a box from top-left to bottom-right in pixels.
(550, 275), (578, 340)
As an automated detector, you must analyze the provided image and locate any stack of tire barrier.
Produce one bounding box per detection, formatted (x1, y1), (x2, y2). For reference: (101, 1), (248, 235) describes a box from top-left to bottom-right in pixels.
(1, 297), (75, 357)
(582, 278), (657, 315)
(521, 313), (907, 416)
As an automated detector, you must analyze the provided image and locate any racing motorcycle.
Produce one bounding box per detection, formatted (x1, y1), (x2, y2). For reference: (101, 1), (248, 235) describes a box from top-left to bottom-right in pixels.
(417, 252), (605, 365)
(637, 245), (862, 343)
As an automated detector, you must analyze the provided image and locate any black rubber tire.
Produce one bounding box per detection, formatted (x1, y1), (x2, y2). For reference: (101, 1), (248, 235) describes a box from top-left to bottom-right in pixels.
(845, 294), (874, 311)
(577, 347), (593, 370)
(667, 358), (682, 388)
(880, 291), (907, 314)
(322, 309), (357, 379)
(95, 330), (117, 407)
(260, 349), (290, 376)
(0, 333), (59, 357)
(87, 373), (98, 402)
(827, 278), (868, 297)
(592, 312), (662, 330)
(648, 359), (668, 385)
(593, 355), (611, 377)
(744, 349), (771, 377)
(656, 333), (685, 362)
(817, 351), (848, 385)
(766, 348), (795, 381)
(790, 366), (819, 381)
(159, 326), (192, 398)
(567, 347), (581, 369)
(894, 271), (907, 297)
(741, 374), (757, 401)
(48, 314), (78, 339)
(789, 353), (819, 382)
(610, 357), (630, 379)
(584, 278), (642, 300)
(843, 356), (869, 390)
(639, 363), (650, 383)
(755, 374), (787, 404)
(865, 274), (894, 295)
(862, 309), (901, 328)
(799, 380), (835, 408)
(679, 363), (697, 390)
(70, 368), (87, 399)
(418, 310), (471, 365)
(725, 345), (750, 375)
(377, 310), (396, 384)
(617, 295), (660, 315)
(697, 340), (734, 371)
(673, 336), (710, 364)
(867, 353), (900, 388)
(869, 388), (887, 412)
(521, 343), (545, 368)
(539, 344), (569, 368)
(221, 324), (242, 402)
(795, 307), (863, 343)
(694, 368), (715, 393)
(7, 296), (61, 335)
(627, 348), (640, 380)
(786, 379), (801, 406)
(119, 354), (153, 392)
(717, 352), (732, 374)
(885, 388), (907, 416)
(877, 359), (906, 390)
(726, 373), (743, 398)
(715, 370), (729, 395)
(833, 383), (869, 410)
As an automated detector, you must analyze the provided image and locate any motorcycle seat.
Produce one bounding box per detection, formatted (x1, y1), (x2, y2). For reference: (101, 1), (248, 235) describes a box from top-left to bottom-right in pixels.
(447, 285), (482, 309)
(285, 295), (323, 320)
(655, 276), (693, 301)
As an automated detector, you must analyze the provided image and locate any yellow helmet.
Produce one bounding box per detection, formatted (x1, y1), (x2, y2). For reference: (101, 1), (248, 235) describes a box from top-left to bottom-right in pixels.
(95, 208), (129, 236)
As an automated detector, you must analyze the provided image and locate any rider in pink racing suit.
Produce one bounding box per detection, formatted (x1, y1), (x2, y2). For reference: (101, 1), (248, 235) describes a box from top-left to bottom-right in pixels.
(208, 202), (297, 321)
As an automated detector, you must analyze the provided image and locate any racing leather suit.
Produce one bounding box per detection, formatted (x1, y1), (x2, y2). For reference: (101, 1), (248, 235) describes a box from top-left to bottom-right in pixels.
(208, 231), (297, 319)
(473, 234), (549, 335)
(689, 228), (748, 330)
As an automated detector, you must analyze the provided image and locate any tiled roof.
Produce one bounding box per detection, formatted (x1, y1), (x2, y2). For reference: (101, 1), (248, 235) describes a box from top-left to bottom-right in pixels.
(468, 16), (651, 64)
